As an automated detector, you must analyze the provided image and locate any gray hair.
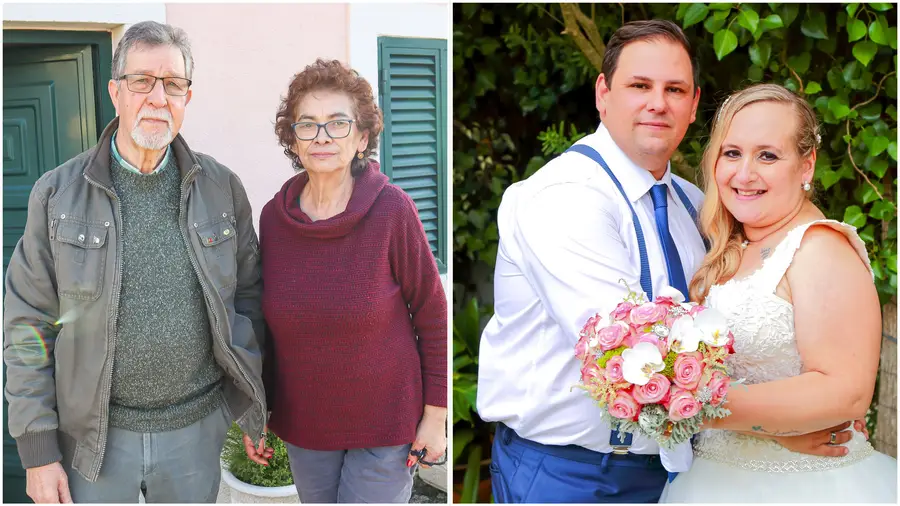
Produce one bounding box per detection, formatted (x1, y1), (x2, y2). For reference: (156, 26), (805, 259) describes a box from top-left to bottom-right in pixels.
(111, 21), (194, 80)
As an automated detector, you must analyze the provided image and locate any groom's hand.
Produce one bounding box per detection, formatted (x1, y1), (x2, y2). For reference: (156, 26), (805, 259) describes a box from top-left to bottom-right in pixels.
(774, 421), (855, 457)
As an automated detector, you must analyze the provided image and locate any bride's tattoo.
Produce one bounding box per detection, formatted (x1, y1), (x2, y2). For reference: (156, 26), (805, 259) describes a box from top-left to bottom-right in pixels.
(761, 247), (772, 260)
(751, 425), (802, 436)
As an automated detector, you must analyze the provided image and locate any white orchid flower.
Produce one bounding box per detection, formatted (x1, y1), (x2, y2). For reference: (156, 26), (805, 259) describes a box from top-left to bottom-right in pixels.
(668, 315), (703, 353)
(695, 308), (730, 347)
(656, 285), (685, 303)
(621, 342), (665, 386)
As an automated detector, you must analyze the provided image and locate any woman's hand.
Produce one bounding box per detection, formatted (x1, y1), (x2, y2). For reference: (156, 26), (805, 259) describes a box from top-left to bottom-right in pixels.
(243, 426), (275, 465)
(407, 405), (447, 469)
(742, 419), (868, 457)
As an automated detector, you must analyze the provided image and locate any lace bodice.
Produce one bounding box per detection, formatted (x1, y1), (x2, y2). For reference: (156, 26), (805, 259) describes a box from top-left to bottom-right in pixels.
(692, 220), (876, 472)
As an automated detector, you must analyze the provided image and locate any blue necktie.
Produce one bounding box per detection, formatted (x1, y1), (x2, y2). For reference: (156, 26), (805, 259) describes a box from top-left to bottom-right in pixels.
(650, 184), (690, 483)
(649, 184), (689, 300)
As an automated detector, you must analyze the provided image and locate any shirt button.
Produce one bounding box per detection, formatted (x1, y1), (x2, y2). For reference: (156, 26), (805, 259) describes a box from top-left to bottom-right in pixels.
(77, 234), (85, 242)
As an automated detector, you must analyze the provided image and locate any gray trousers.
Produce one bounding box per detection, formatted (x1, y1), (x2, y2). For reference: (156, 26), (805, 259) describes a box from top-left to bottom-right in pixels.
(60, 405), (231, 503)
(286, 442), (415, 503)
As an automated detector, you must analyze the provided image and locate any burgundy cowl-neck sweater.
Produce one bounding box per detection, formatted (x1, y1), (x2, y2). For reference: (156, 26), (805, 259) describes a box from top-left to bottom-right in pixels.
(259, 161), (447, 450)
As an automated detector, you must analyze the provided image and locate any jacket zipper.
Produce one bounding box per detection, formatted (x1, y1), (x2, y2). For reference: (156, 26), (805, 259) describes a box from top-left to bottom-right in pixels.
(81, 174), (123, 481)
(179, 166), (265, 438)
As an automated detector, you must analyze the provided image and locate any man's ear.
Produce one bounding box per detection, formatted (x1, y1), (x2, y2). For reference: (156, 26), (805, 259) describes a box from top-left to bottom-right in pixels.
(108, 79), (121, 116)
(690, 86), (701, 123)
(596, 74), (611, 120)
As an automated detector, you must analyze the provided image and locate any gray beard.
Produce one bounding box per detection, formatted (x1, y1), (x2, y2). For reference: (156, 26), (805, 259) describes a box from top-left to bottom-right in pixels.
(131, 124), (173, 150)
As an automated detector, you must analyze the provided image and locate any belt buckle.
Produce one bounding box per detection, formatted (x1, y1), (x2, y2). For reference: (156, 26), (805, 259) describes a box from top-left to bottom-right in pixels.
(611, 446), (630, 455)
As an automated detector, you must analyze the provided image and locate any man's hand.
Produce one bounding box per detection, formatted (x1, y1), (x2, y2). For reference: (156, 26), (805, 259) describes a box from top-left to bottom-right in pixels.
(243, 427), (274, 466)
(774, 420), (867, 457)
(26, 462), (72, 503)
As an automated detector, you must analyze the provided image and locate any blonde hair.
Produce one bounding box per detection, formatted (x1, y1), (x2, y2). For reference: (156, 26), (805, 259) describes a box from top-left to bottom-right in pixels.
(688, 83), (821, 303)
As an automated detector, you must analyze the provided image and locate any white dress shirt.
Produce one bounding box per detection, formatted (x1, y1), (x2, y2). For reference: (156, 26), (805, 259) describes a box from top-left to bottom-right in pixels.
(476, 123), (706, 456)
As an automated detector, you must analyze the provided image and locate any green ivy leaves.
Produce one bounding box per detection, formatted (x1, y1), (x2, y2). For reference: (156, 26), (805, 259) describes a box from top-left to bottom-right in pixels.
(848, 19), (867, 42)
(684, 3), (710, 28)
(854, 40), (879, 66)
(801, 10), (828, 39)
(714, 29), (739, 60)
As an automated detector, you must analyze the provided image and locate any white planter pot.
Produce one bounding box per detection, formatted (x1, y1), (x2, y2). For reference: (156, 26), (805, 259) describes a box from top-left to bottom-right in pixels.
(221, 465), (299, 503)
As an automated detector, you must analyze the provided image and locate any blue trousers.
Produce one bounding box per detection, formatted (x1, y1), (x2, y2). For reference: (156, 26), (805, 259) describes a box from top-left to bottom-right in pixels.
(490, 424), (667, 503)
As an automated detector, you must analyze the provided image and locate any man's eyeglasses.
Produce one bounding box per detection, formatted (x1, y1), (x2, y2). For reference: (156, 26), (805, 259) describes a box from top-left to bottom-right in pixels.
(118, 74), (192, 96)
(291, 119), (355, 141)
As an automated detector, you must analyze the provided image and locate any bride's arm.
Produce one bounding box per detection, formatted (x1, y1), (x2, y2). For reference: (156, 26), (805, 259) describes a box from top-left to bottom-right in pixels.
(708, 226), (881, 435)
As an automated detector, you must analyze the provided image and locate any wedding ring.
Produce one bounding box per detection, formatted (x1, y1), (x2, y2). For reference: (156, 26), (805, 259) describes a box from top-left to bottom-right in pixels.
(829, 432), (837, 444)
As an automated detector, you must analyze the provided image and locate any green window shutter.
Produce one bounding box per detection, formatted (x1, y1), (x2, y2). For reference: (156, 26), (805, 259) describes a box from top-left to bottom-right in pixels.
(378, 37), (448, 273)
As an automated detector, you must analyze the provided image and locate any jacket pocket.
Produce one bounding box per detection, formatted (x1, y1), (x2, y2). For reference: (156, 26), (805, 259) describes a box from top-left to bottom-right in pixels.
(54, 220), (108, 301)
(194, 219), (237, 288)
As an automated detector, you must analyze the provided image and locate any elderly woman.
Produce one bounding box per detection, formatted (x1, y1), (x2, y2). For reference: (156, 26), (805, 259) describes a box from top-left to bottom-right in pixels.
(242, 59), (447, 503)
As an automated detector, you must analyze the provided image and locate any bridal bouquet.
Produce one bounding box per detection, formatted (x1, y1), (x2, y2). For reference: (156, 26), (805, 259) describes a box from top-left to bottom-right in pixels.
(575, 283), (736, 449)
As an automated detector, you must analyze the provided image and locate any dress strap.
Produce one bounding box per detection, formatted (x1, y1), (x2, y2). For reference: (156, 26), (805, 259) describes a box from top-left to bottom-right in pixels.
(755, 219), (873, 294)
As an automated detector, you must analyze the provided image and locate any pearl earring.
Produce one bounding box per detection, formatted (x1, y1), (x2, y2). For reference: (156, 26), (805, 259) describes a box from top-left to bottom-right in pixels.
(802, 182), (811, 192)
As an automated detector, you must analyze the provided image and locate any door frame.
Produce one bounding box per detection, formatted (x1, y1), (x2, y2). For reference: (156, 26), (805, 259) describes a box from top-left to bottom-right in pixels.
(4, 29), (116, 130)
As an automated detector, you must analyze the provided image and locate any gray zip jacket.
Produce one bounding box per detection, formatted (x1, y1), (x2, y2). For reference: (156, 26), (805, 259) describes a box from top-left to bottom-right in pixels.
(4, 118), (267, 482)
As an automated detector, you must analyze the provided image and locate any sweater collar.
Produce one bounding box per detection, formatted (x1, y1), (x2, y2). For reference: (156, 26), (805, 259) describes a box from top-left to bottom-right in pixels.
(275, 160), (388, 239)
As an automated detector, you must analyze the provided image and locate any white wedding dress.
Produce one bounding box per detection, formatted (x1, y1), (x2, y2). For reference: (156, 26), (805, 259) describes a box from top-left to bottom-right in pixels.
(661, 220), (897, 503)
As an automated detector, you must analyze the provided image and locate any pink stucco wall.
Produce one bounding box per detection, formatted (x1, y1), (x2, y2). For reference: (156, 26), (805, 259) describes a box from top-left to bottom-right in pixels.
(165, 3), (348, 227)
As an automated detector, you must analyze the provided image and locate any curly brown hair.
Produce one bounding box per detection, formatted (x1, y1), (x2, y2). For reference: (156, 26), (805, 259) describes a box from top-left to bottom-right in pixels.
(274, 59), (384, 176)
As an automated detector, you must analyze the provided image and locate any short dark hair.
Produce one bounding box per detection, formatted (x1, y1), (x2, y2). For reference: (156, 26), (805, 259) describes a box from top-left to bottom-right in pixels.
(274, 59), (383, 176)
(602, 19), (700, 89)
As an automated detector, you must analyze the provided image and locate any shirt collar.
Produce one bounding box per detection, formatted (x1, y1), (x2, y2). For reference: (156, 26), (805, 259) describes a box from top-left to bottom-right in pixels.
(582, 122), (674, 203)
(111, 129), (170, 175)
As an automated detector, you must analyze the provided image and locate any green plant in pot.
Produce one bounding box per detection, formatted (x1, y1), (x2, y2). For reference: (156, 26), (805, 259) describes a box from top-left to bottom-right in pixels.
(221, 422), (294, 488)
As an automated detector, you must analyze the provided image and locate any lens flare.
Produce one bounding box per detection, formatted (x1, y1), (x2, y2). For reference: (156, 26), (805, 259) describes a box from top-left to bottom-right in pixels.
(55, 306), (85, 326)
(10, 324), (51, 366)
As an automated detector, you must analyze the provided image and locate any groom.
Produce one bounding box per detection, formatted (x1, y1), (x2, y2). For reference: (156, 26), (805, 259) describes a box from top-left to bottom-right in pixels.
(476, 20), (863, 503)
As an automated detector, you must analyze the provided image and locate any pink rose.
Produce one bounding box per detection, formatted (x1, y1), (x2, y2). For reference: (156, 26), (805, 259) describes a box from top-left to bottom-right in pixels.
(597, 322), (629, 351)
(605, 355), (625, 383)
(667, 388), (701, 421)
(688, 304), (705, 317)
(610, 302), (634, 322)
(580, 361), (603, 384)
(633, 373), (671, 404)
(629, 302), (669, 326)
(608, 388), (641, 421)
(707, 371), (730, 407)
(639, 333), (668, 357)
(575, 333), (591, 361)
(581, 313), (604, 337)
(623, 327), (642, 348)
(673, 351), (704, 390)
(654, 296), (677, 308)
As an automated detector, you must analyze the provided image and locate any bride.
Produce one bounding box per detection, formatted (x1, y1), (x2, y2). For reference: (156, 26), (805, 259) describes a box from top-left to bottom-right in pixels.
(661, 83), (897, 502)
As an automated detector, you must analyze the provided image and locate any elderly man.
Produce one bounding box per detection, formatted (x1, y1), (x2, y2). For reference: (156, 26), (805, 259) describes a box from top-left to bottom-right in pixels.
(4, 21), (267, 503)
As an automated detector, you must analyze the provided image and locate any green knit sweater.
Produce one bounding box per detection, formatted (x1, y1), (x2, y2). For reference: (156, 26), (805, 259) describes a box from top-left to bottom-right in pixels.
(108, 154), (223, 432)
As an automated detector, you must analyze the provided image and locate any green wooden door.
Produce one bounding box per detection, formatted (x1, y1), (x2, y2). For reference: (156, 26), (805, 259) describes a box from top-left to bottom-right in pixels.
(378, 37), (448, 272)
(3, 43), (99, 503)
